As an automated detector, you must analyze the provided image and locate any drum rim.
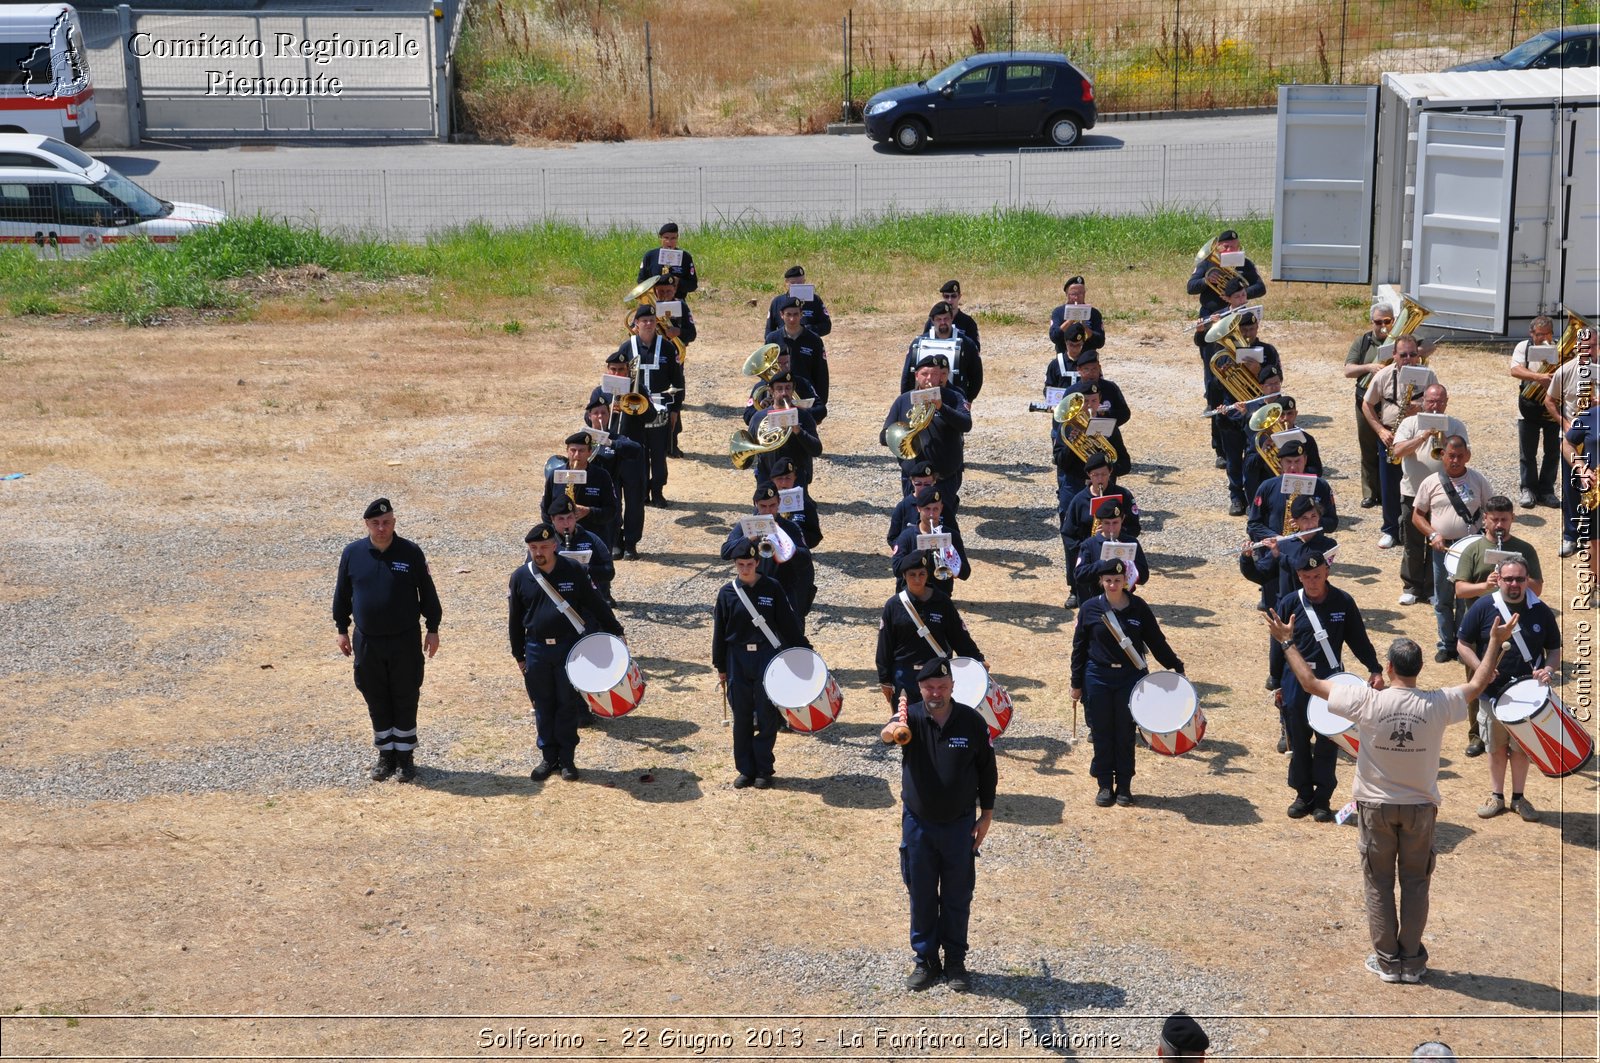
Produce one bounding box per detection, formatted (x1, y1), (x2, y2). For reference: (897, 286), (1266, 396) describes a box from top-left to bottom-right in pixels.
(566, 631), (630, 690)
(1128, 671), (1197, 729)
(763, 647), (828, 704)
(1492, 679), (1552, 724)
(949, 655), (991, 702)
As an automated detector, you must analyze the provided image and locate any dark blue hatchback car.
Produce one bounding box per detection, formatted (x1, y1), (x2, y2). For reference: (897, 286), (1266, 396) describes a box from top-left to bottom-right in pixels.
(864, 52), (1096, 153)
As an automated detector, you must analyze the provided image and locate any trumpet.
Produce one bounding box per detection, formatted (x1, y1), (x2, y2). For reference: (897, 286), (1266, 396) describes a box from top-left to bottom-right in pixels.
(1521, 311), (1591, 407)
(757, 536), (776, 560)
(1249, 402), (1284, 477)
(1429, 429), (1445, 461)
(1195, 238), (1243, 299)
(1053, 392), (1120, 465)
(885, 398), (936, 461)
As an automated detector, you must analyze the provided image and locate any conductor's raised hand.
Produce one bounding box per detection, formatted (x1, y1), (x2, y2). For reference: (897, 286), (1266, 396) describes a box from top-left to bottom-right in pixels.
(1265, 608), (1296, 644)
(1489, 613), (1521, 647)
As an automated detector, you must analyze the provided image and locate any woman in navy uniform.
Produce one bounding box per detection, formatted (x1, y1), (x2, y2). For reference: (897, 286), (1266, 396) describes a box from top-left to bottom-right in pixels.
(508, 522), (625, 782)
(1070, 559), (1184, 807)
(875, 550), (983, 711)
(889, 484), (971, 590)
(712, 537), (811, 789)
(1071, 500), (1148, 608)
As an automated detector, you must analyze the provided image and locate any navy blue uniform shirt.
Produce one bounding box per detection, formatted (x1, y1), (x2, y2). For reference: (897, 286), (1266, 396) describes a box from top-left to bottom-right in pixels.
(900, 700), (997, 822)
(333, 534), (442, 637)
(1070, 595), (1182, 689)
(875, 588), (982, 685)
(507, 556), (623, 657)
(711, 575), (810, 674)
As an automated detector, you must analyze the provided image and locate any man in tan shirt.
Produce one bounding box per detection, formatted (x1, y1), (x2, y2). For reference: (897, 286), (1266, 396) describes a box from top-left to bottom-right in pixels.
(1543, 326), (1596, 556)
(1390, 384), (1467, 608)
(1362, 337), (1437, 550)
(1266, 608), (1516, 984)
(1412, 437), (1494, 663)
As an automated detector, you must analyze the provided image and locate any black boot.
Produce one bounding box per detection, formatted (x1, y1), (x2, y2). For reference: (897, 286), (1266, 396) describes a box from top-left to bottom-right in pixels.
(395, 750), (417, 783)
(369, 749), (397, 781)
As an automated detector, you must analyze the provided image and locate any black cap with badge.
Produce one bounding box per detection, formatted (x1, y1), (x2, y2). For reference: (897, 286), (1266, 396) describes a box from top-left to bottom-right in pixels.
(916, 658), (952, 682)
(525, 523), (556, 543)
(363, 498), (392, 519)
(1295, 550), (1327, 571)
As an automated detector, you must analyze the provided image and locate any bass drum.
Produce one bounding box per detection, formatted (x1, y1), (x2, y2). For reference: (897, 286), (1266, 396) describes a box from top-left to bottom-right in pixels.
(565, 632), (646, 718)
(950, 656), (1013, 741)
(762, 648), (842, 734)
(1306, 671), (1365, 756)
(1493, 679), (1595, 778)
(1128, 671), (1205, 756)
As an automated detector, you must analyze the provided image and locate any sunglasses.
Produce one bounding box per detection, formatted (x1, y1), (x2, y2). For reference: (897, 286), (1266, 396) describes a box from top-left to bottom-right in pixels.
(1500, 576), (1527, 584)
(1374, 318), (1394, 325)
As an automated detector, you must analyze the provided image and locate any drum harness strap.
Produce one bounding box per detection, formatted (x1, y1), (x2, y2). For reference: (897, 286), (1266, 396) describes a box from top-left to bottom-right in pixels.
(1297, 590), (1343, 672)
(1438, 475), (1482, 540)
(528, 563), (587, 636)
(732, 581), (781, 650)
(1101, 608), (1146, 670)
(1490, 591), (1538, 667)
(897, 590), (949, 661)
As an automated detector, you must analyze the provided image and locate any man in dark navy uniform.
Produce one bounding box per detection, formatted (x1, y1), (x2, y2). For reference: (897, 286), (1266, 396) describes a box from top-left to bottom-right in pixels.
(887, 462), (959, 548)
(769, 456), (823, 549)
(764, 296), (830, 404)
(883, 656), (996, 993)
(763, 265), (832, 337)
(332, 498), (442, 783)
(542, 432), (617, 540)
(924, 279), (981, 352)
(745, 371), (823, 487)
(875, 550), (983, 710)
(547, 495), (616, 605)
(890, 484), (971, 590)
(1248, 440), (1338, 545)
(610, 304), (685, 507)
(882, 355), (972, 497)
(1187, 227), (1266, 319)
(903, 300), (982, 401)
(1048, 275), (1105, 353)
(585, 400), (646, 559)
(722, 482), (816, 626)
(637, 221), (697, 294)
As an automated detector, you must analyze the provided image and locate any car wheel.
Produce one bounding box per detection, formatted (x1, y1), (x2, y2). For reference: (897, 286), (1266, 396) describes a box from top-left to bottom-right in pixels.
(892, 120), (928, 154)
(1047, 113), (1082, 147)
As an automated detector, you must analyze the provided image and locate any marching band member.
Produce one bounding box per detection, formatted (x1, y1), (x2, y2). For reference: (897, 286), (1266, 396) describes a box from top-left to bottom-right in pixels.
(1456, 556), (1560, 822)
(1241, 495), (1338, 616)
(721, 482), (815, 626)
(1048, 276), (1105, 354)
(1508, 315), (1560, 509)
(584, 400), (646, 560)
(610, 304), (685, 508)
(1411, 436), (1493, 664)
(926, 279), (981, 352)
(547, 495), (616, 605)
(1070, 558), (1185, 808)
(1211, 357), (1280, 517)
(1452, 495), (1545, 603)
(1247, 439), (1338, 544)
(1071, 500), (1149, 608)
(637, 220), (697, 295)
(748, 347), (827, 424)
(541, 432), (617, 540)
(509, 522), (625, 783)
(1561, 390), (1599, 590)
(875, 549), (983, 710)
(1270, 551), (1383, 823)
(768, 457), (823, 549)
(888, 462), (959, 547)
(889, 655), (996, 994)
(745, 371), (823, 487)
(1243, 395), (1321, 501)
(763, 265), (832, 337)
(1061, 451), (1142, 609)
(765, 295), (831, 404)
(1361, 335), (1436, 549)
(713, 536), (811, 790)
(1045, 322), (1088, 391)
(1195, 279), (1250, 468)
(650, 272), (695, 459)
(1545, 326), (1597, 557)
(1053, 350), (1131, 497)
(1187, 227), (1266, 319)
(1343, 304), (1394, 509)
(903, 302), (982, 401)
(882, 354), (972, 497)
(1390, 385), (1467, 608)
(890, 484), (971, 588)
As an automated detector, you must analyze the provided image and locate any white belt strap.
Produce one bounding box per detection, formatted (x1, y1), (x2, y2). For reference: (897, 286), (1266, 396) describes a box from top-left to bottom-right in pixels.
(1102, 608), (1147, 670)
(530, 563), (587, 635)
(897, 590), (949, 660)
(1298, 590), (1343, 672)
(1491, 591), (1537, 666)
(732, 580), (781, 650)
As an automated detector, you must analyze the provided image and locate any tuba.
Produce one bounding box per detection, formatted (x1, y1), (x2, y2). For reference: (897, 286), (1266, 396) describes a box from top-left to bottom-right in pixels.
(623, 276), (686, 363)
(1053, 392), (1120, 465)
(1376, 294), (1435, 365)
(885, 398), (936, 461)
(1195, 239), (1243, 299)
(1205, 311), (1262, 405)
(1249, 402), (1284, 477)
(1521, 310), (1591, 407)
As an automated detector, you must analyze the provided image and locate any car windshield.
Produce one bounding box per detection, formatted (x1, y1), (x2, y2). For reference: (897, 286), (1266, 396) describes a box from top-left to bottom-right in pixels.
(94, 170), (170, 221)
(926, 58), (975, 91)
(1499, 33), (1556, 65)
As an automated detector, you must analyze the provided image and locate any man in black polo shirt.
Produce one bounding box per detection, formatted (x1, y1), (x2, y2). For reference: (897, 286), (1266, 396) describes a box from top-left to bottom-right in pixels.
(882, 657), (997, 993)
(332, 498), (443, 783)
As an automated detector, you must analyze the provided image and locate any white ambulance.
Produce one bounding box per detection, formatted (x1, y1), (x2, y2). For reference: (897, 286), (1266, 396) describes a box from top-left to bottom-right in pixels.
(0, 4), (98, 145)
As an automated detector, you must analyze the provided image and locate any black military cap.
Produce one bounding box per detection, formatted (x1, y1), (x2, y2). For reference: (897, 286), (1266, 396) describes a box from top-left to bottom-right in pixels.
(651, 272), (678, 288)
(1295, 550), (1327, 571)
(729, 536), (759, 560)
(658, 222), (679, 235)
(893, 549), (933, 576)
(770, 456), (797, 476)
(1279, 395), (1297, 411)
(547, 495), (575, 516)
(1162, 1013), (1210, 1056)
(768, 370), (794, 385)
(1074, 350), (1100, 367)
(784, 265), (806, 279)
(930, 300), (954, 317)
(1096, 500), (1125, 521)
(916, 657), (952, 682)
(363, 498), (392, 520)
(564, 431), (592, 447)
(1290, 495), (1322, 518)
(1223, 276), (1248, 296)
(604, 350), (630, 365)
(1063, 321), (1088, 342)
(1096, 558), (1128, 578)
(586, 397), (610, 413)
(631, 303), (656, 319)
(1278, 439), (1307, 458)
(1084, 451), (1110, 473)
(754, 482), (779, 503)
(525, 522), (556, 543)
(910, 461), (937, 479)
(939, 279), (961, 295)
(1217, 228), (1239, 242)
(916, 353), (951, 371)
(913, 485), (942, 507)
(1063, 275), (1085, 290)
(1239, 311), (1258, 326)
(778, 295), (805, 312)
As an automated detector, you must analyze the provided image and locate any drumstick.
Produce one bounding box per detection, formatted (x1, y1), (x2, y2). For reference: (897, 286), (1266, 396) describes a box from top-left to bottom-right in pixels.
(1070, 690), (1079, 745)
(719, 678), (729, 727)
(881, 692), (912, 746)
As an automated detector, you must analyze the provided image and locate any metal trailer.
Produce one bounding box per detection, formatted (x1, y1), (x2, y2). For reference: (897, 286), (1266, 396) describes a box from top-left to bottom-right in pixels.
(1272, 69), (1599, 338)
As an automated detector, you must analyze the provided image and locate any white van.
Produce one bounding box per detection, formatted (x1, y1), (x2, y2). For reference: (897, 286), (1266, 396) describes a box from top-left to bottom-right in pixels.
(0, 134), (224, 255)
(0, 4), (98, 145)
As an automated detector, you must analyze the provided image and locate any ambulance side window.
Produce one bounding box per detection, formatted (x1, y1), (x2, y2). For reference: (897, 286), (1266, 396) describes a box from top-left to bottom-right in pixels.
(0, 42), (52, 87)
(55, 183), (127, 226)
(0, 183), (56, 225)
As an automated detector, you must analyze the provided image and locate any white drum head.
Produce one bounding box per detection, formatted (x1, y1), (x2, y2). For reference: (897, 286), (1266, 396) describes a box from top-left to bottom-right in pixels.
(1444, 533), (1484, 580)
(566, 633), (628, 693)
(949, 657), (989, 707)
(1494, 679), (1548, 725)
(1128, 671), (1197, 731)
(764, 647), (827, 706)
(1306, 672), (1364, 736)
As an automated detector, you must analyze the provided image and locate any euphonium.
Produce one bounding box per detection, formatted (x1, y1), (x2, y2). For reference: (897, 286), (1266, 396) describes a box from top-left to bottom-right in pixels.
(1052, 392), (1120, 465)
(1377, 294), (1435, 365)
(1195, 238), (1242, 299)
(623, 276), (687, 363)
(611, 355), (652, 418)
(1206, 312), (1261, 405)
(729, 400), (794, 469)
(885, 399), (936, 461)
(1249, 402), (1284, 477)
(1521, 311), (1591, 406)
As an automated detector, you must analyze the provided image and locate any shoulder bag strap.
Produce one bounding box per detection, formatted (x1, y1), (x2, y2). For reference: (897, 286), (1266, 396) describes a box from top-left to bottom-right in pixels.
(897, 590), (949, 660)
(732, 581), (781, 649)
(1297, 589), (1343, 672)
(1101, 607), (1147, 670)
(529, 563), (587, 635)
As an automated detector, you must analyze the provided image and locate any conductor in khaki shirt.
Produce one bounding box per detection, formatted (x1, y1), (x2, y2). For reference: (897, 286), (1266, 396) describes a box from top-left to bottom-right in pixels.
(1266, 609), (1517, 984)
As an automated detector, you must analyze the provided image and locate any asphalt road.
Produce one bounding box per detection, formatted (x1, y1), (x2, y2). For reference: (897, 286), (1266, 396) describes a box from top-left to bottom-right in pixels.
(103, 114), (1280, 235)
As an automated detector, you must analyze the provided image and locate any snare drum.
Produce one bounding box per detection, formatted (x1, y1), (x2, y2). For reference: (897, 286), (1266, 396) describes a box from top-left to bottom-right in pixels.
(1306, 671), (1365, 756)
(1493, 679), (1595, 778)
(1443, 533), (1484, 581)
(565, 632), (646, 718)
(762, 648), (843, 734)
(950, 656), (1013, 740)
(1128, 671), (1205, 756)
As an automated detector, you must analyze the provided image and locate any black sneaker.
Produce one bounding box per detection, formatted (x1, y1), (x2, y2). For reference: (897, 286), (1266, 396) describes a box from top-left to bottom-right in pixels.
(369, 751), (397, 781)
(1064, 593), (1079, 609)
(944, 960), (971, 993)
(530, 761), (557, 781)
(395, 751), (417, 784)
(1360, 496), (1379, 509)
(733, 774), (754, 789)
(752, 776), (772, 790)
(625, 547), (640, 560)
(1287, 797), (1313, 819)
(560, 765), (581, 781)
(905, 959), (940, 991)
(1311, 805), (1335, 823)
(1095, 787), (1114, 807)
(1434, 648), (1455, 664)
(1214, 455), (1228, 469)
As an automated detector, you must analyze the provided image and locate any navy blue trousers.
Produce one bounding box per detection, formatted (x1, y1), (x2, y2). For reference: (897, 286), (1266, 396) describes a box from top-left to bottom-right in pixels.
(523, 638), (584, 768)
(1284, 678), (1339, 806)
(900, 808), (976, 965)
(1085, 661), (1139, 791)
(728, 655), (781, 778)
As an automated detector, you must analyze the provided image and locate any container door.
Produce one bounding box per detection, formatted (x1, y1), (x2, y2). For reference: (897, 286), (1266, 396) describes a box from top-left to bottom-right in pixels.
(1272, 84), (1377, 283)
(1411, 112), (1519, 333)
(1562, 108), (1600, 318)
